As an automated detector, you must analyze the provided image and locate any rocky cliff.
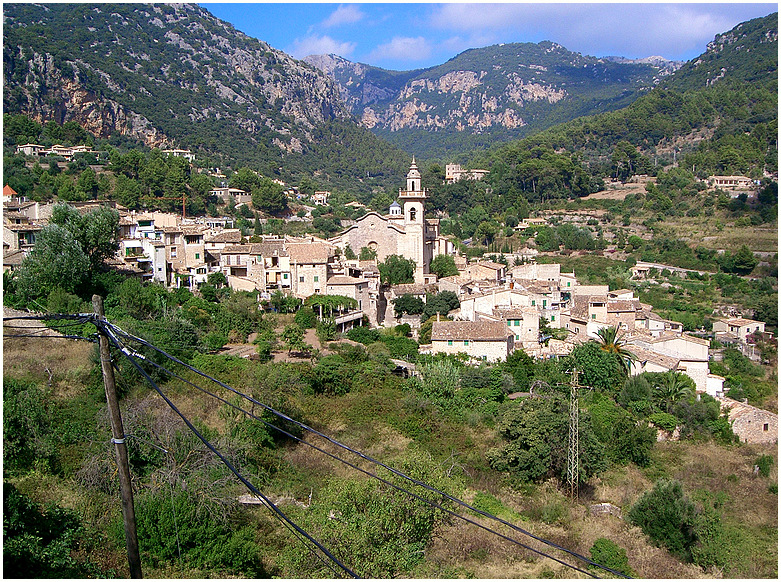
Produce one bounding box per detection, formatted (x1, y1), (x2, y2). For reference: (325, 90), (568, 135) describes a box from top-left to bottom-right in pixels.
(306, 43), (683, 157)
(4, 4), (353, 160)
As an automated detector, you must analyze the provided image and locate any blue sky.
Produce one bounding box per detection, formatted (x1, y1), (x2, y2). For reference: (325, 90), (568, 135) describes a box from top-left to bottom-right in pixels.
(200, 3), (777, 70)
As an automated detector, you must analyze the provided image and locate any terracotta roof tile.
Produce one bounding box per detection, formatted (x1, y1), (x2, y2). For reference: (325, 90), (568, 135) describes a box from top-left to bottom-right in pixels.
(431, 320), (513, 341)
(287, 242), (331, 264)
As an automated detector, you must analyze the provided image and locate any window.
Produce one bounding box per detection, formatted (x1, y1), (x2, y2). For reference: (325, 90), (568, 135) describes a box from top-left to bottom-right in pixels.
(283, 273), (288, 279)
(409, 208), (417, 221)
(299, 276), (305, 283)
(314, 276), (319, 282)
(513, 320), (520, 326)
(567, 282), (571, 287)
(515, 335), (520, 341)
(447, 340), (453, 346)
(542, 299), (547, 308)
(171, 248), (177, 258)
(592, 314), (596, 320)
(464, 340), (469, 346)
(551, 315), (555, 322)
(764, 423), (769, 432)
(195, 253), (200, 260)
(531, 300), (535, 306)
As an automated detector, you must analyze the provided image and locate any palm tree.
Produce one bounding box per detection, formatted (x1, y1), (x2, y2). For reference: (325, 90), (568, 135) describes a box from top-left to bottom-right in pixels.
(595, 326), (637, 375)
(653, 371), (694, 413)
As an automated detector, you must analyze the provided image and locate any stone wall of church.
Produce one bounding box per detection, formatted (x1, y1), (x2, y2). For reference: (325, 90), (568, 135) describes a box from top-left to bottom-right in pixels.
(339, 215), (401, 264)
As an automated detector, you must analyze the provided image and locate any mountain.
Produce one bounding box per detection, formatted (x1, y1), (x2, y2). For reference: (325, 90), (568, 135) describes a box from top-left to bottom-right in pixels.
(470, 13), (777, 192)
(306, 43), (683, 160)
(2, 3), (410, 193)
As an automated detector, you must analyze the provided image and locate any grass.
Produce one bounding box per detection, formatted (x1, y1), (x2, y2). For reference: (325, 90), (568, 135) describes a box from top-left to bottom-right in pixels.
(4, 329), (777, 578)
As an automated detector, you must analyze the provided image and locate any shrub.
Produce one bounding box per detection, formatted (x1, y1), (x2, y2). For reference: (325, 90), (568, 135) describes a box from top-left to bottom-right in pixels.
(755, 454), (774, 478)
(589, 538), (635, 577)
(648, 412), (678, 432)
(4, 484), (106, 578)
(294, 306), (318, 329)
(628, 479), (697, 561)
(346, 326), (381, 345)
(133, 488), (263, 576)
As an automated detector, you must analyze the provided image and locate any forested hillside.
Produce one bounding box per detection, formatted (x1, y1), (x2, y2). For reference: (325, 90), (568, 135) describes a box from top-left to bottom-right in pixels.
(2, 3), (410, 194)
(467, 13), (777, 206)
(308, 42), (681, 160)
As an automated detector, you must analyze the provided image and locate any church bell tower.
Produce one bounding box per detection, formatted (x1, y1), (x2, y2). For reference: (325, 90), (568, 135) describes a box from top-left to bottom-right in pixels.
(398, 157), (427, 283)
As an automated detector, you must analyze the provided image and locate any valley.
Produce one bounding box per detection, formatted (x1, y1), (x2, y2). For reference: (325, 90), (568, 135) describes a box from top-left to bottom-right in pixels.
(2, 4), (777, 580)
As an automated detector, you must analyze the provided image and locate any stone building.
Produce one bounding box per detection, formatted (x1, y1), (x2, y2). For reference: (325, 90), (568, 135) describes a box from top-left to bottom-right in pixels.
(431, 320), (514, 362)
(330, 159), (452, 284)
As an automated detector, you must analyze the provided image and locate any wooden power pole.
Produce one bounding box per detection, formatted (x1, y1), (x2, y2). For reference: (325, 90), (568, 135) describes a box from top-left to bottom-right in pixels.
(92, 295), (143, 579)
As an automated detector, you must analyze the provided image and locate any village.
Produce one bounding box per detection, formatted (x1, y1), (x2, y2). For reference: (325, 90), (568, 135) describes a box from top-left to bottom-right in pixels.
(4, 156), (775, 445)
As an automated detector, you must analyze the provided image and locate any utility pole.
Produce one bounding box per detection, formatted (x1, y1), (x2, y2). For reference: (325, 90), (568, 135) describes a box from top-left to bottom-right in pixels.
(566, 368), (580, 500)
(92, 295), (143, 579)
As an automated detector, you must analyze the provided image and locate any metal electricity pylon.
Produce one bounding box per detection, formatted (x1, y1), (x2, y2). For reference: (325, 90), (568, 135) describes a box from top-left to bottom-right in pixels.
(566, 368), (587, 500)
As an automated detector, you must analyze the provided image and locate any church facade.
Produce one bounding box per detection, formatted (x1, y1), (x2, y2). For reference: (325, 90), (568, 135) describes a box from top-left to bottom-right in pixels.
(330, 158), (453, 284)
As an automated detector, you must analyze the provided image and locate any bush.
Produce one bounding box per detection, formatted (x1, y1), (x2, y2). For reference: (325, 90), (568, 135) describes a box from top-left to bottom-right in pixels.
(294, 306), (318, 328)
(346, 326), (381, 345)
(648, 412), (678, 432)
(4, 484), (105, 578)
(133, 488), (263, 576)
(589, 538), (635, 577)
(755, 454), (774, 478)
(628, 479), (697, 561)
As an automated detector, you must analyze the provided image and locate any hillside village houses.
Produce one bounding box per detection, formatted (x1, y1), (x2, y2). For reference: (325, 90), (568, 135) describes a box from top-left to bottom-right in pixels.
(3, 160), (772, 407)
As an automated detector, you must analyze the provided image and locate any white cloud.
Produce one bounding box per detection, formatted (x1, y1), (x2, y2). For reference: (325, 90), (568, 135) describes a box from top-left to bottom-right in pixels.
(321, 4), (365, 29)
(367, 37), (432, 64)
(428, 3), (775, 60)
(288, 35), (356, 59)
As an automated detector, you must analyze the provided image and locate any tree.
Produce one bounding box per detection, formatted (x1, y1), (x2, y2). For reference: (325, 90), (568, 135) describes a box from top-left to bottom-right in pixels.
(280, 323), (306, 355)
(378, 254), (415, 286)
(571, 341), (626, 392)
(50, 203), (119, 272)
(487, 394), (606, 485)
(251, 177), (287, 215)
(15, 225), (89, 299)
(359, 246), (377, 261)
(651, 371), (694, 413)
(628, 479), (698, 561)
(421, 291), (460, 321)
(595, 326), (636, 375)
(392, 294), (425, 318)
(429, 254), (459, 279)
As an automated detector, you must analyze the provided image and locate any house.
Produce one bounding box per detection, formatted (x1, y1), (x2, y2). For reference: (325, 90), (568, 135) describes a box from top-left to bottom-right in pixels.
(210, 187), (251, 206)
(431, 320), (514, 362)
(708, 176), (754, 190)
(325, 275), (371, 321)
(162, 149), (195, 162)
(444, 164), (489, 184)
(491, 306), (539, 349)
(626, 331), (717, 394)
(716, 397), (777, 444)
(465, 260), (505, 283)
(713, 318), (766, 343)
(288, 242), (333, 298)
(312, 191), (330, 205)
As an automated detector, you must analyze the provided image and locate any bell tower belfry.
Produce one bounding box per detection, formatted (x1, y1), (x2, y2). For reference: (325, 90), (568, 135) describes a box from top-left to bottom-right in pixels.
(398, 157), (427, 283)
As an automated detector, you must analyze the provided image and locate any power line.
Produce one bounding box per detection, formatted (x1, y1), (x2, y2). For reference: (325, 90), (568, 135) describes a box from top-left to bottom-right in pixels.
(108, 321), (629, 578)
(5, 312), (631, 578)
(96, 321), (358, 579)
(134, 350), (607, 578)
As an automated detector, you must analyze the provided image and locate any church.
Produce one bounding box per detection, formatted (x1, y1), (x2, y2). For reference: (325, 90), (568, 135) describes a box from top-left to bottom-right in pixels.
(330, 158), (454, 284)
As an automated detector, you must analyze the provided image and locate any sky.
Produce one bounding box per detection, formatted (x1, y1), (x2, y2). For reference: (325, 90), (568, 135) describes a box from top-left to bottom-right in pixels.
(200, 2), (777, 71)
